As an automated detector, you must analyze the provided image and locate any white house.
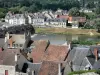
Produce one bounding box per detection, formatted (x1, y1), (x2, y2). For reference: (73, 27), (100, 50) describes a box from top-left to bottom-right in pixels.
(5, 13), (26, 25)
(32, 14), (46, 27)
(45, 18), (67, 28)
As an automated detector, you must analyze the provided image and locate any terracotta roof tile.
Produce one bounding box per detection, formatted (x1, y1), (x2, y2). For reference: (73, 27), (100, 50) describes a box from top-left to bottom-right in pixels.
(43, 45), (68, 62)
(38, 61), (59, 75)
(31, 40), (69, 63)
(32, 40), (48, 63)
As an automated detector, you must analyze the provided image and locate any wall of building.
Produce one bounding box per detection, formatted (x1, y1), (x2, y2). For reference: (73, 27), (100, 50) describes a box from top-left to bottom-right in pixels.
(0, 65), (15, 75)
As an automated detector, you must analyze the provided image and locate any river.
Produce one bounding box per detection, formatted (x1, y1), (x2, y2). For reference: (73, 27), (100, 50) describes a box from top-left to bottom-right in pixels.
(31, 34), (100, 45)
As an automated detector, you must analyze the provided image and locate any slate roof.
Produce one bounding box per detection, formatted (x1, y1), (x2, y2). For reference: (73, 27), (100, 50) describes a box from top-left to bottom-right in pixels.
(0, 38), (4, 47)
(72, 47), (90, 65)
(38, 61), (59, 75)
(33, 14), (46, 19)
(0, 49), (20, 66)
(68, 47), (90, 71)
(46, 18), (66, 22)
(93, 59), (100, 70)
(5, 14), (26, 19)
(90, 45), (100, 55)
(27, 62), (41, 75)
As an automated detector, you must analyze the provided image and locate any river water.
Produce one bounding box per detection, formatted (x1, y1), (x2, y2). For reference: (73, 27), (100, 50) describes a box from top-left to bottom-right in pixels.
(31, 34), (100, 45)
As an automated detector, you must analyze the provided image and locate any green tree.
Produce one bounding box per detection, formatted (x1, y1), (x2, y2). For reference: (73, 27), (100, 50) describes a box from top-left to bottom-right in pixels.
(28, 4), (38, 13)
(0, 12), (5, 18)
(9, 6), (20, 13)
(19, 6), (28, 13)
(86, 2), (95, 9)
(95, 1), (100, 14)
(68, 7), (80, 16)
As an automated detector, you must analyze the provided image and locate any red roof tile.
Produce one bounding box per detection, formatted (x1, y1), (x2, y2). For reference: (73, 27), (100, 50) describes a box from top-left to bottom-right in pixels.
(31, 40), (69, 63)
(57, 15), (68, 20)
(38, 61), (59, 75)
(32, 40), (48, 63)
(68, 16), (86, 22)
(43, 45), (68, 62)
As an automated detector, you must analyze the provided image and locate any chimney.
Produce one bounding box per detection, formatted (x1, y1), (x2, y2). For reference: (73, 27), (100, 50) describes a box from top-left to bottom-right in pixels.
(15, 54), (17, 62)
(8, 36), (14, 48)
(94, 48), (98, 62)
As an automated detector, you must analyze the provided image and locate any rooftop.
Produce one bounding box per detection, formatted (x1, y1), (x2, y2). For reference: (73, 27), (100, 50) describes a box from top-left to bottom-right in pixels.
(43, 44), (68, 62)
(38, 61), (59, 75)
(31, 40), (69, 63)
(0, 49), (20, 66)
(32, 40), (49, 63)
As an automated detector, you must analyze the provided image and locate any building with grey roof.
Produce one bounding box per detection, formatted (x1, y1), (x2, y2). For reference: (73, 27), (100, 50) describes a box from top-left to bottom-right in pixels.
(4, 32), (31, 50)
(67, 46), (90, 71)
(0, 49), (29, 75)
(45, 18), (67, 28)
(67, 45), (100, 72)
(5, 13), (27, 25)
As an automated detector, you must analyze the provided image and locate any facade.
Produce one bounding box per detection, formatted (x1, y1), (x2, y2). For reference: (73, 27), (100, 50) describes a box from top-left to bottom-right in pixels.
(0, 49), (28, 75)
(31, 14), (45, 27)
(68, 16), (86, 28)
(45, 18), (67, 28)
(5, 32), (31, 50)
(5, 13), (26, 25)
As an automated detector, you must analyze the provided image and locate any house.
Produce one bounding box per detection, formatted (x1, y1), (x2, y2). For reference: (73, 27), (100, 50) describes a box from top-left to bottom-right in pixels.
(32, 14), (46, 27)
(45, 18), (67, 28)
(38, 61), (62, 75)
(4, 32), (31, 50)
(57, 15), (68, 20)
(66, 45), (100, 72)
(67, 46), (90, 71)
(25, 40), (70, 75)
(85, 45), (100, 70)
(27, 14), (33, 24)
(79, 9), (93, 13)
(68, 16), (86, 28)
(0, 49), (28, 75)
(30, 40), (69, 63)
(5, 12), (27, 25)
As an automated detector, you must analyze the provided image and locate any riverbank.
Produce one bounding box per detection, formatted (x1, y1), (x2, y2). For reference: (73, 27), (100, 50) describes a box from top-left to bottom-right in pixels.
(35, 28), (100, 35)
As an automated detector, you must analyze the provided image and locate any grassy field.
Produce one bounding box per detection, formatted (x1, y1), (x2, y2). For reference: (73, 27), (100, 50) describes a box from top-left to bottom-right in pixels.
(35, 27), (100, 35)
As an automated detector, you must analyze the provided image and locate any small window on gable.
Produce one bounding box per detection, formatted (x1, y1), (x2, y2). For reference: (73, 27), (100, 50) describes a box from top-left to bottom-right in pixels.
(20, 44), (23, 47)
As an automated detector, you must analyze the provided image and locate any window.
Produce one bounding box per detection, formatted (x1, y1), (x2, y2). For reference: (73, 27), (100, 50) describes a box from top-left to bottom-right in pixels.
(20, 44), (23, 47)
(5, 70), (8, 75)
(16, 44), (18, 47)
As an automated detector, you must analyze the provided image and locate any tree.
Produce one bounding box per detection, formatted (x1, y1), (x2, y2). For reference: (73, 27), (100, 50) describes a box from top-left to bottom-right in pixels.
(0, 12), (5, 18)
(19, 6), (28, 13)
(86, 2), (95, 9)
(8, 6), (21, 14)
(95, 1), (100, 14)
(28, 4), (38, 13)
(68, 7), (80, 16)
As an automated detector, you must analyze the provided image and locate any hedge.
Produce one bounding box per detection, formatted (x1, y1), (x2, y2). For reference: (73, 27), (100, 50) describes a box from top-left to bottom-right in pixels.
(68, 70), (100, 75)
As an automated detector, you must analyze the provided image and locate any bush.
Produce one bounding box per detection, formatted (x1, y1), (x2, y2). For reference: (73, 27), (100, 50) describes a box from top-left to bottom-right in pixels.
(72, 40), (97, 45)
(0, 24), (35, 38)
(68, 70), (100, 75)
